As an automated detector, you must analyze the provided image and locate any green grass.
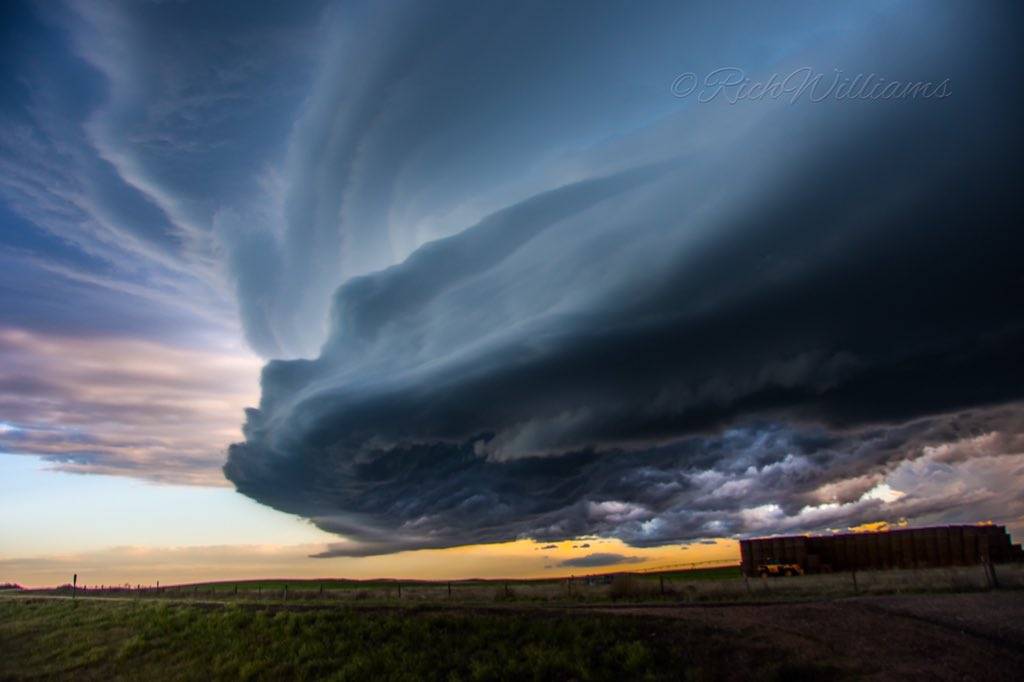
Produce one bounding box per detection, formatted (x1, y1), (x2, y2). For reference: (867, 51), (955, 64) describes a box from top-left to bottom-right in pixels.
(0, 598), (834, 681)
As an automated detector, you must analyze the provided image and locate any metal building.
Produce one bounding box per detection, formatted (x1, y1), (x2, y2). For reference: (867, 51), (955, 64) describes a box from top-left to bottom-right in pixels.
(740, 524), (1024, 576)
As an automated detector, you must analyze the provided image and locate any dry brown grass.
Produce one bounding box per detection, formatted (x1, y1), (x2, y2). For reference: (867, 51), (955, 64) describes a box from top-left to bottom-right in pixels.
(31, 563), (1023, 606)
(651, 562), (1024, 603)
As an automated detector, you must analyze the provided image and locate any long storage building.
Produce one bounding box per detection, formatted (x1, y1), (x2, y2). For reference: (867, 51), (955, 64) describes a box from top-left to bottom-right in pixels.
(740, 524), (1024, 576)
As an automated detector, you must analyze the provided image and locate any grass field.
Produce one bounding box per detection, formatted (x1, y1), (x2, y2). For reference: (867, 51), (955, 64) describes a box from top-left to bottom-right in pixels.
(3, 589), (1024, 681)
(6, 565), (1022, 680)
(0, 598), (826, 681)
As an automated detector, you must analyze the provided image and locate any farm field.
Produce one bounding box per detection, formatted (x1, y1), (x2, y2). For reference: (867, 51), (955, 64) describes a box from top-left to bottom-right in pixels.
(2, 590), (1023, 681)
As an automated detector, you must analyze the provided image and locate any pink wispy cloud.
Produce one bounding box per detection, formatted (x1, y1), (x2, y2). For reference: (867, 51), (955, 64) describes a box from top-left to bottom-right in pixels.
(0, 327), (260, 486)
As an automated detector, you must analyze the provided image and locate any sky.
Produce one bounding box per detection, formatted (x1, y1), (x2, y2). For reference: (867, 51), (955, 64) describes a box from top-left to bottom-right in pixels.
(1, 1), (1022, 587)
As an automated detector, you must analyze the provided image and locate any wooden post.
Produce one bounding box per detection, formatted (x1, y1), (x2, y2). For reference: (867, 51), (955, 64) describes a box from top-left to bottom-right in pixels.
(659, 576), (665, 595)
(981, 559), (998, 590)
(284, 585), (288, 601)
(447, 582), (452, 600)
(72, 573), (77, 599)
(743, 574), (752, 596)
(504, 581), (510, 598)
(851, 570), (859, 594)
(397, 583), (401, 599)
(234, 585), (238, 596)
(320, 584), (324, 597)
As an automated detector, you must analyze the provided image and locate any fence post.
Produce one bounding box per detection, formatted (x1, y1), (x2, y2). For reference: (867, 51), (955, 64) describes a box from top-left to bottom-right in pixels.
(851, 570), (859, 594)
(659, 576), (665, 595)
(397, 583), (401, 599)
(284, 585), (288, 601)
(320, 584), (324, 597)
(743, 574), (752, 596)
(981, 559), (997, 590)
(72, 573), (77, 599)
(448, 582), (452, 600)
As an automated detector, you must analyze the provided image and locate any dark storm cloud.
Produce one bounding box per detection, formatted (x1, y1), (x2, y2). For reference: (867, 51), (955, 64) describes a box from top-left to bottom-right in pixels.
(11, 2), (1019, 549)
(224, 1), (1024, 555)
(240, 406), (1024, 557)
(216, 0), (908, 358)
(559, 554), (644, 569)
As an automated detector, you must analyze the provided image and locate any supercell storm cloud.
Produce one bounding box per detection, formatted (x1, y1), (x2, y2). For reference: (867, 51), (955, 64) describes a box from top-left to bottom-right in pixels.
(223, 1), (1024, 555)
(3, 1), (1021, 557)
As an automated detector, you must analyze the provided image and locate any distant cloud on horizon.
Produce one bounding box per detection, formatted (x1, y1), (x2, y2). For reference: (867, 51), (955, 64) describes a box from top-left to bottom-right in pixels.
(559, 553), (645, 569)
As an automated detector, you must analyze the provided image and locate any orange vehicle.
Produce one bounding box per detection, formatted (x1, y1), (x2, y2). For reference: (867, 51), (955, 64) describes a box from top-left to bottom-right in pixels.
(757, 559), (804, 577)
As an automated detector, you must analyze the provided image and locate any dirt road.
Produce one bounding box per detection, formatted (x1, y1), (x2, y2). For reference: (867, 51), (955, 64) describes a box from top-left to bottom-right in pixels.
(588, 592), (1024, 680)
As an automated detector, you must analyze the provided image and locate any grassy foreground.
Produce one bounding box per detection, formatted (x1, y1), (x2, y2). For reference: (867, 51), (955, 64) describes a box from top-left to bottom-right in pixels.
(0, 598), (826, 681)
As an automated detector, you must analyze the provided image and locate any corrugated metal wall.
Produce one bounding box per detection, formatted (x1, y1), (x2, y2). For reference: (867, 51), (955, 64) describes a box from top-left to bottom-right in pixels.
(740, 525), (1024, 575)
